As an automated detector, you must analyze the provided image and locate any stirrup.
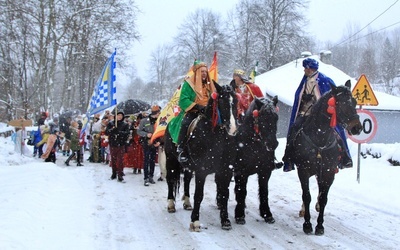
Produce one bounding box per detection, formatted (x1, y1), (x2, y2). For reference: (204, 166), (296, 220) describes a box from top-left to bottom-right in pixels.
(178, 151), (188, 162)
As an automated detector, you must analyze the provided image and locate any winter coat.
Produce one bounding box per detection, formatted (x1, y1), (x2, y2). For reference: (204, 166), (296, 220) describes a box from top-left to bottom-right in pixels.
(60, 119), (71, 140)
(69, 127), (80, 151)
(33, 129), (42, 145)
(36, 128), (50, 147)
(137, 116), (159, 148)
(105, 120), (129, 147)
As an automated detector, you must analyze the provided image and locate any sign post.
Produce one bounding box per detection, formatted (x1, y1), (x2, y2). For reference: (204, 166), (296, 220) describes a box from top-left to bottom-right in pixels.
(349, 75), (379, 183)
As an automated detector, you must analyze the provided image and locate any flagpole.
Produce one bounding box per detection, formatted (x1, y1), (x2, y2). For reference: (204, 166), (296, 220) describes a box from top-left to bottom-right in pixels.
(115, 107), (118, 127)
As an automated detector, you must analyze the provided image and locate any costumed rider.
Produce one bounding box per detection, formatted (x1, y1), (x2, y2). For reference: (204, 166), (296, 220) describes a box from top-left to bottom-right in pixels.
(168, 60), (216, 163)
(282, 57), (353, 172)
(230, 69), (264, 123)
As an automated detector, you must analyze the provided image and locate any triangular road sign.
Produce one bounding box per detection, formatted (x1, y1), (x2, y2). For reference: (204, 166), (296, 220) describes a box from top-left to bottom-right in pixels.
(352, 74), (379, 106)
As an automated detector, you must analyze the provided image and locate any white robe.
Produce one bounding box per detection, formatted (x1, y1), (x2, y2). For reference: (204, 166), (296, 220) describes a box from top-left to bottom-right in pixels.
(13, 129), (31, 156)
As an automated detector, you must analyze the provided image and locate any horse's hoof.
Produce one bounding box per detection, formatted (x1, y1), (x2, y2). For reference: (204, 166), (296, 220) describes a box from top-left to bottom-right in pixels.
(189, 221), (201, 232)
(183, 203), (193, 210)
(264, 216), (275, 224)
(235, 216), (246, 225)
(303, 222), (313, 234)
(221, 220), (232, 230)
(182, 196), (193, 210)
(315, 226), (324, 236)
(167, 199), (176, 213)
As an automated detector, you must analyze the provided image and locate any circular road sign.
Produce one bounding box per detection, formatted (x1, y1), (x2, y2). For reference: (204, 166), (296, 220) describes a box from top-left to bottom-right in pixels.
(348, 109), (378, 143)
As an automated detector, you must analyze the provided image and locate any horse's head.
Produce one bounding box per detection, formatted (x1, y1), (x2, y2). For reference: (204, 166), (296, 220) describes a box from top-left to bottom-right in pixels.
(212, 81), (238, 136)
(246, 96), (279, 151)
(329, 80), (362, 135)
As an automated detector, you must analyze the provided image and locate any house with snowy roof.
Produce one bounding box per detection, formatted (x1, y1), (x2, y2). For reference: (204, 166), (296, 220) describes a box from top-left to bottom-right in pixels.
(255, 54), (400, 143)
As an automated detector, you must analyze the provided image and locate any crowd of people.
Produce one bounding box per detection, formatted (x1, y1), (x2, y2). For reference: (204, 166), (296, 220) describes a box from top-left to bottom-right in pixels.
(11, 57), (354, 187)
(18, 107), (163, 185)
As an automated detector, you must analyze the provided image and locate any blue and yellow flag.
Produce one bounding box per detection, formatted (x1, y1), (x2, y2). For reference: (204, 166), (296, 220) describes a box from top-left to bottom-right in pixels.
(81, 50), (117, 137)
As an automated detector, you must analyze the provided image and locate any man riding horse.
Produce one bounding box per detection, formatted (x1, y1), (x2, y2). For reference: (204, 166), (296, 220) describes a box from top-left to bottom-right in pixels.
(168, 60), (216, 162)
(230, 69), (264, 123)
(282, 58), (353, 172)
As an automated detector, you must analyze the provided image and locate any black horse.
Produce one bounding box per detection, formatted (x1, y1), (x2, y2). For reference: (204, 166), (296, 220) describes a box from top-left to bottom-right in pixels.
(158, 144), (193, 213)
(164, 82), (238, 231)
(292, 80), (362, 235)
(233, 96), (279, 225)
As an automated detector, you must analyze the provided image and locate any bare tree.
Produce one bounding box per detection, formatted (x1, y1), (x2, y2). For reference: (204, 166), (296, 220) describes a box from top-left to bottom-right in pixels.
(224, 0), (259, 74)
(173, 9), (226, 74)
(0, 0), (140, 122)
(149, 44), (175, 100)
(225, 0), (309, 76)
(252, 0), (309, 70)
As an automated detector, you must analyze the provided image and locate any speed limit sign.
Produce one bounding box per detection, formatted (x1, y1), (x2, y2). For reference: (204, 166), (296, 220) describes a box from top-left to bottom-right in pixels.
(348, 109), (378, 143)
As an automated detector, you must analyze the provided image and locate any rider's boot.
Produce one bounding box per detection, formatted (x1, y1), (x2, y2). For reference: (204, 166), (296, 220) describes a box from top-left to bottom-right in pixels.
(337, 136), (353, 169)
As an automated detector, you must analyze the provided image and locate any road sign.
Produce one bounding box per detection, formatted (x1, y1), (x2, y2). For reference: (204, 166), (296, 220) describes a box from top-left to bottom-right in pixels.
(352, 74), (379, 106)
(348, 109), (378, 143)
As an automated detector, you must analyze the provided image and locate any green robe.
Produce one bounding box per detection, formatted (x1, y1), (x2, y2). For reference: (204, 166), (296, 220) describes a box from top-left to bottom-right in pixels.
(168, 80), (198, 144)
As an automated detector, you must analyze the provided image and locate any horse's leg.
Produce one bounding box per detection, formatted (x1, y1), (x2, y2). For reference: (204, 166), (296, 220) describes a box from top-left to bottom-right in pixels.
(190, 172), (206, 232)
(234, 173), (248, 225)
(258, 170), (275, 224)
(215, 171), (232, 230)
(315, 173), (335, 235)
(298, 170), (313, 234)
(166, 158), (178, 213)
(300, 179), (320, 217)
(182, 170), (193, 210)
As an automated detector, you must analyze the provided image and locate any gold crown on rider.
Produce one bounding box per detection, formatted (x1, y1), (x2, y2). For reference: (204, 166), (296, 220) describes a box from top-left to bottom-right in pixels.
(233, 69), (246, 76)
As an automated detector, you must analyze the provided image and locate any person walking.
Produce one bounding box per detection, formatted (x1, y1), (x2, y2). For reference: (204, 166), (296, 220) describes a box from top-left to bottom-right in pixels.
(282, 57), (353, 172)
(64, 121), (83, 166)
(106, 111), (130, 182)
(137, 106), (161, 186)
(60, 116), (72, 156)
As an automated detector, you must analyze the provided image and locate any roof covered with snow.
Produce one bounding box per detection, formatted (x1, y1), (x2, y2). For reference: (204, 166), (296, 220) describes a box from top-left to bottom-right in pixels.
(256, 56), (400, 111)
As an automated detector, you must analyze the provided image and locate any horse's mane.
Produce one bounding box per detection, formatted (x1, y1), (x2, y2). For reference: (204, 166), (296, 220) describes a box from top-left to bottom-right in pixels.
(304, 85), (351, 128)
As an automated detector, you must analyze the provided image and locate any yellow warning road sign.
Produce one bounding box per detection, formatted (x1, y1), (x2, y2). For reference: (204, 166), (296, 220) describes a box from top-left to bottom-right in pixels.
(352, 74), (379, 106)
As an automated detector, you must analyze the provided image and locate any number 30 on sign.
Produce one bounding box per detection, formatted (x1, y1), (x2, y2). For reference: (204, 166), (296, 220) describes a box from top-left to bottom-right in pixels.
(348, 109), (378, 143)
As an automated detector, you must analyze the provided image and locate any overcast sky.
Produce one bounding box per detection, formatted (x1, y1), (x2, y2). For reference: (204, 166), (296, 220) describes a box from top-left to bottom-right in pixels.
(130, 0), (400, 81)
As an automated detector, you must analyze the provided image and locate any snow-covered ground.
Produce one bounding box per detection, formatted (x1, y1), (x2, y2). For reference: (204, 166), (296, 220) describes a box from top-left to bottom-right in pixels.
(0, 136), (399, 250)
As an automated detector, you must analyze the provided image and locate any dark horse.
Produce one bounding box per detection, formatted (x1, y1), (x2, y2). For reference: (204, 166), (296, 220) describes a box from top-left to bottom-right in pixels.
(234, 96), (279, 225)
(292, 80), (362, 235)
(164, 82), (238, 231)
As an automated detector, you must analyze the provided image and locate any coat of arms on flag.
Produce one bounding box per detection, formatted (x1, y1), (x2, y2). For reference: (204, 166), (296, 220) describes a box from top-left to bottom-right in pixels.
(150, 87), (181, 143)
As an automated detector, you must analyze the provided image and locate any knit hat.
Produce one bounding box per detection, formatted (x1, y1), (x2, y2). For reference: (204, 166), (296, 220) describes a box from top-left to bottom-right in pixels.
(151, 105), (161, 116)
(117, 111), (125, 117)
(302, 58), (319, 70)
(233, 69), (250, 82)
